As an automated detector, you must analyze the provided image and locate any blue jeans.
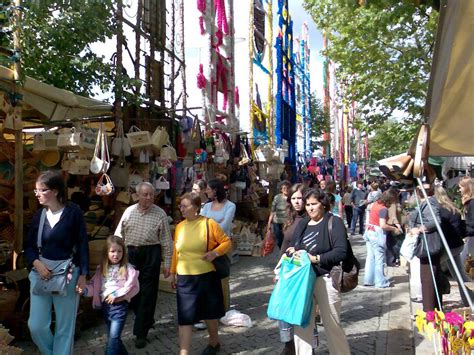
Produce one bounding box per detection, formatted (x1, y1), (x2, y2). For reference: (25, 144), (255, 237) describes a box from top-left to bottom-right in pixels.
(363, 228), (390, 288)
(278, 320), (293, 342)
(351, 206), (366, 235)
(28, 267), (80, 355)
(102, 301), (129, 355)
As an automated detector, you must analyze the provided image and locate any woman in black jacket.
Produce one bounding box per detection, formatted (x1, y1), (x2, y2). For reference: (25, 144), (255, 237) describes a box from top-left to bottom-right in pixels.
(434, 186), (473, 306)
(460, 177), (474, 265)
(286, 188), (350, 354)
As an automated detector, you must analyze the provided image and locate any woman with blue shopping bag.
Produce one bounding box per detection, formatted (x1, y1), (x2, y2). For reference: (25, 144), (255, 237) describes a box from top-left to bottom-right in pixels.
(268, 189), (351, 354)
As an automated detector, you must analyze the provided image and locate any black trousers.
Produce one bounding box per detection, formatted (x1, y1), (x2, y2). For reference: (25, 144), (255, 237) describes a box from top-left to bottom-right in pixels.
(385, 232), (400, 266)
(127, 244), (162, 338)
(420, 254), (442, 312)
(344, 205), (353, 227)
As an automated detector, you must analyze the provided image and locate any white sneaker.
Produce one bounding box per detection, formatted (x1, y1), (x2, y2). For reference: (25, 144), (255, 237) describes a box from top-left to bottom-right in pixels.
(194, 322), (207, 330)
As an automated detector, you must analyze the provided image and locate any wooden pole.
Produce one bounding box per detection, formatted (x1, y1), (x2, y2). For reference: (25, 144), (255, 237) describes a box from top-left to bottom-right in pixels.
(12, 0), (23, 269)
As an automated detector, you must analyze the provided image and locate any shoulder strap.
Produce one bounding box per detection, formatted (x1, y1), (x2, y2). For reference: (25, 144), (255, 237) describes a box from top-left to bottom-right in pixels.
(206, 218), (210, 252)
(328, 215), (334, 249)
(37, 208), (47, 254)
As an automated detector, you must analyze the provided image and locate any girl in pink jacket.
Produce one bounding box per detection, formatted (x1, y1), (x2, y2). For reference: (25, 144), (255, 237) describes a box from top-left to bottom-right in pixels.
(77, 236), (139, 355)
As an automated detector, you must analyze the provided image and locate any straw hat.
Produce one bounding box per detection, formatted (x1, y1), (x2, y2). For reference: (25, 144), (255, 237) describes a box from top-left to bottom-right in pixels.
(40, 150), (61, 167)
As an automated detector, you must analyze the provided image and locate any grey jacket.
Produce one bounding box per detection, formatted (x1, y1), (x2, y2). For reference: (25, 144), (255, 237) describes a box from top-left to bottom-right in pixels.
(409, 196), (440, 232)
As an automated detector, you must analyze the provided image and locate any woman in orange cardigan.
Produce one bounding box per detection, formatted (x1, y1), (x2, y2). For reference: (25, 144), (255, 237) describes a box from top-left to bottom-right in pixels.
(171, 192), (231, 355)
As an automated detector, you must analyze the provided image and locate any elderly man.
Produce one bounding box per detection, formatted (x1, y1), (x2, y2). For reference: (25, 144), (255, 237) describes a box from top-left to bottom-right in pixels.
(115, 182), (173, 349)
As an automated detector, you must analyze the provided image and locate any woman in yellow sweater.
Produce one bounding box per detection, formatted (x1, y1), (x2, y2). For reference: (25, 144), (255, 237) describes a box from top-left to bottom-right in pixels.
(171, 192), (231, 355)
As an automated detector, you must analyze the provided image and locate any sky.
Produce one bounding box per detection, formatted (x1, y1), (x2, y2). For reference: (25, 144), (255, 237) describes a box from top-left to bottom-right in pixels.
(90, 0), (325, 103)
(289, 0), (324, 100)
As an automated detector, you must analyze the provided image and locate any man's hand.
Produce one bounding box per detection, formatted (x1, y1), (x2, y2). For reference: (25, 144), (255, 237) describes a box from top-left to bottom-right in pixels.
(163, 267), (170, 278)
(170, 274), (177, 289)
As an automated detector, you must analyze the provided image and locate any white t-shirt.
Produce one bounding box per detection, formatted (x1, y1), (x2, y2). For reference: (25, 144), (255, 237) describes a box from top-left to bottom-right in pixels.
(46, 208), (64, 228)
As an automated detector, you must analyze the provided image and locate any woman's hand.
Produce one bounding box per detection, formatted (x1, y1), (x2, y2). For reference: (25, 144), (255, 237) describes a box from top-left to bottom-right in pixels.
(170, 274), (177, 289)
(202, 251), (219, 262)
(306, 252), (320, 264)
(285, 247), (295, 256)
(33, 259), (51, 279)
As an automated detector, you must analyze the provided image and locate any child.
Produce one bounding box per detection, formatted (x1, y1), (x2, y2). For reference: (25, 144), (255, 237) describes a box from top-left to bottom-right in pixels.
(76, 236), (139, 355)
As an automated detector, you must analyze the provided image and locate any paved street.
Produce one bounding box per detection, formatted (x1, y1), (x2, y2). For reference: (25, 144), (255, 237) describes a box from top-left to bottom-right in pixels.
(16, 233), (417, 354)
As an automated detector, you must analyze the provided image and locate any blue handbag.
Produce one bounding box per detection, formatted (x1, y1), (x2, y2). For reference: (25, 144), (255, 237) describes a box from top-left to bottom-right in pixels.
(267, 251), (316, 327)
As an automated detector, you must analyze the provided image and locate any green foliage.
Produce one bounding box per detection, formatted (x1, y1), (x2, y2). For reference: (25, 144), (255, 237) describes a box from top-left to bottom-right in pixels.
(303, 0), (438, 128)
(19, 0), (139, 102)
(308, 94), (330, 151)
(368, 119), (418, 162)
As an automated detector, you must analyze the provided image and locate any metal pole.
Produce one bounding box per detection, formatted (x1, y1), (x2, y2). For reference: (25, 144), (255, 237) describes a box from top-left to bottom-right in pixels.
(416, 177), (474, 311)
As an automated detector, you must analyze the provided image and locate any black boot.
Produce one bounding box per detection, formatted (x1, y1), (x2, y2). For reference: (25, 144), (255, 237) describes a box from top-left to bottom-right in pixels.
(280, 340), (296, 355)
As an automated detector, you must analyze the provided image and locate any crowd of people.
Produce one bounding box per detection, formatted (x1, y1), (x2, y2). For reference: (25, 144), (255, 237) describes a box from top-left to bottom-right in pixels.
(23, 169), (474, 354)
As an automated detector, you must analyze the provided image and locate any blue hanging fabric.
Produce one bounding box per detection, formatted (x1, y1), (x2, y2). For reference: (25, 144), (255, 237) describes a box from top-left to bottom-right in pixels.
(267, 251), (316, 327)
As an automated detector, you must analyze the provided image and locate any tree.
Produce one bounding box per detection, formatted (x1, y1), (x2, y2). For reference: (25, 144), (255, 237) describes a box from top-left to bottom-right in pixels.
(308, 94), (330, 152)
(303, 0), (438, 128)
(368, 119), (418, 162)
(18, 1), (138, 101)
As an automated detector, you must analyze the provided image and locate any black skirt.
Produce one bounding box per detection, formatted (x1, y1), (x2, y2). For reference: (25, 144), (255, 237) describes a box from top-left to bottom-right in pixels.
(176, 271), (225, 325)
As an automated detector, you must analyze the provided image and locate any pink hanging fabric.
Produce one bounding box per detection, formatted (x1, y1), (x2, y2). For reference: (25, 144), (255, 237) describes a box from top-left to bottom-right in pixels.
(197, 0), (206, 12)
(197, 64), (206, 89)
(235, 86), (240, 107)
(214, 0), (228, 35)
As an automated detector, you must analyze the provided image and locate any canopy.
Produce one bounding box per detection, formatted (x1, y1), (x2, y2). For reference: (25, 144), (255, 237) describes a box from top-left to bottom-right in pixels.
(0, 65), (112, 122)
(425, 0), (474, 156)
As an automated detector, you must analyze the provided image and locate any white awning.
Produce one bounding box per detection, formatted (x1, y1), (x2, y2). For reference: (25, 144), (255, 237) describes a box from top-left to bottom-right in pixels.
(0, 65), (112, 121)
(425, 0), (474, 156)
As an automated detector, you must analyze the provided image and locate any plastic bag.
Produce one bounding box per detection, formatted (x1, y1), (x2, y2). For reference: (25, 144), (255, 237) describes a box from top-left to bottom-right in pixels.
(267, 251), (316, 327)
(219, 310), (252, 328)
(400, 232), (419, 261)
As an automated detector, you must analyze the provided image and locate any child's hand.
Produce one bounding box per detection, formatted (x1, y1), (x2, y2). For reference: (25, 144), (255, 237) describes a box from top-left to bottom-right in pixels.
(105, 294), (116, 304)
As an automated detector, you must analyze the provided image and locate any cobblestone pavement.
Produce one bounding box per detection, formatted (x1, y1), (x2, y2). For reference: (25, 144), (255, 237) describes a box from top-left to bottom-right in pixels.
(15, 233), (417, 354)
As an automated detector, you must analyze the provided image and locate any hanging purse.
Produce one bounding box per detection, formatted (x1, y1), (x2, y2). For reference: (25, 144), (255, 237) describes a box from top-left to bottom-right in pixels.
(155, 176), (170, 190)
(109, 150), (129, 188)
(160, 143), (178, 161)
(33, 131), (58, 151)
(90, 123), (110, 174)
(126, 125), (152, 149)
(185, 117), (202, 152)
(57, 127), (83, 151)
(95, 173), (115, 196)
(111, 119), (131, 157)
(151, 126), (169, 152)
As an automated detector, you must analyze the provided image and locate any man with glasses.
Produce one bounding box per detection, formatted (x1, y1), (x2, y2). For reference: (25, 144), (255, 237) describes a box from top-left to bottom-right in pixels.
(115, 182), (173, 349)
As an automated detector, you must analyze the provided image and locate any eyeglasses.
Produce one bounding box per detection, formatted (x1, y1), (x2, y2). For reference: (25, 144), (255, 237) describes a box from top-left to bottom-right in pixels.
(34, 189), (50, 194)
(179, 204), (192, 209)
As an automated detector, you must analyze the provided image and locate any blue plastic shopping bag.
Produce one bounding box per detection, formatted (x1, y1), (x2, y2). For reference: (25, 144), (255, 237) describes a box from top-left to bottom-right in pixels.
(267, 251), (316, 327)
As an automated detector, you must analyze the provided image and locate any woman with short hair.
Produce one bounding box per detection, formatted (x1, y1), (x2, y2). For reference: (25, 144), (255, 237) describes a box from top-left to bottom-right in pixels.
(171, 192), (231, 355)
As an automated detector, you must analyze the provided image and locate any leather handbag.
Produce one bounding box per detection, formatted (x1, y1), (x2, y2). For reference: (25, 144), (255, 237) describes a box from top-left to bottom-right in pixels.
(328, 216), (360, 293)
(90, 123), (110, 174)
(32, 209), (73, 297)
(111, 119), (131, 157)
(206, 218), (230, 279)
(415, 230), (442, 258)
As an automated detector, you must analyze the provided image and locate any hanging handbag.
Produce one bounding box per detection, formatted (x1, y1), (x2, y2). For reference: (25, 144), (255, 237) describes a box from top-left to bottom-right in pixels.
(126, 125), (152, 149)
(155, 176), (170, 190)
(32, 209), (74, 297)
(111, 119), (131, 157)
(81, 125), (98, 151)
(33, 131), (58, 151)
(68, 155), (91, 175)
(109, 152), (129, 188)
(151, 126), (169, 151)
(206, 218), (231, 279)
(95, 173), (115, 196)
(116, 189), (134, 205)
(327, 216), (360, 293)
(185, 117), (202, 152)
(160, 144), (178, 161)
(129, 170), (145, 191)
(57, 127), (83, 151)
(90, 123), (110, 174)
